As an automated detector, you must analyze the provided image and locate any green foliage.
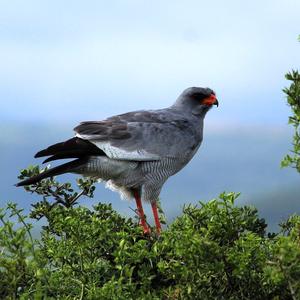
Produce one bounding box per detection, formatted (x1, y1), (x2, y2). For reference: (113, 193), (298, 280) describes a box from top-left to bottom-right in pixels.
(1, 174), (300, 299)
(281, 69), (300, 173)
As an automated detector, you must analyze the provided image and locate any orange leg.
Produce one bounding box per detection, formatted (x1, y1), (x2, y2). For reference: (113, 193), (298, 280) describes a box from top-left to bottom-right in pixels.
(134, 191), (150, 234)
(151, 201), (162, 234)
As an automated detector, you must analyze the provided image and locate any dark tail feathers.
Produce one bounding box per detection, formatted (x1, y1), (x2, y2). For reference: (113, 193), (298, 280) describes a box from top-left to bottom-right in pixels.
(15, 158), (87, 187)
(35, 137), (104, 163)
(16, 137), (104, 187)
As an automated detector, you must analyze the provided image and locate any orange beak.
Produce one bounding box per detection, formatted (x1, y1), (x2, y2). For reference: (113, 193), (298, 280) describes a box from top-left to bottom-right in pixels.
(202, 94), (219, 106)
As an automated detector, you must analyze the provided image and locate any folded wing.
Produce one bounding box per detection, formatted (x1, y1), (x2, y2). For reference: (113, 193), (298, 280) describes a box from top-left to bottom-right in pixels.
(74, 110), (195, 161)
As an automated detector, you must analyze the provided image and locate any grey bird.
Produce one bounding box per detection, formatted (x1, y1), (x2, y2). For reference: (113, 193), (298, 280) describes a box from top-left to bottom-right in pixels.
(16, 87), (219, 233)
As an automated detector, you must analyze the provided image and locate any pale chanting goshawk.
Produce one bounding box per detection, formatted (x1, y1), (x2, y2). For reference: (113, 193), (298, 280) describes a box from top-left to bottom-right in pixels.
(16, 87), (219, 234)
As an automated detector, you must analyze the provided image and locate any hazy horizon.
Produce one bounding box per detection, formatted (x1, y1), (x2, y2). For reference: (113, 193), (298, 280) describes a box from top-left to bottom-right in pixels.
(1, 123), (299, 232)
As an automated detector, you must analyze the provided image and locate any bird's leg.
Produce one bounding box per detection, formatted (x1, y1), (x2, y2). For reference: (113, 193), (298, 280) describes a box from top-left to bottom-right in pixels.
(151, 201), (162, 234)
(133, 191), (150, 234)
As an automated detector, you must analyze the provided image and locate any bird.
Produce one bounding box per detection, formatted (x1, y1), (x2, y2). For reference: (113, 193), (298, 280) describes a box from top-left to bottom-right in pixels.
(16, 87), (218, 234)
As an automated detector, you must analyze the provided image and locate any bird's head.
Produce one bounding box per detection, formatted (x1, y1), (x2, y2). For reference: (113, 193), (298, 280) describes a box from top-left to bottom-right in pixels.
(173, 87), (219, 115)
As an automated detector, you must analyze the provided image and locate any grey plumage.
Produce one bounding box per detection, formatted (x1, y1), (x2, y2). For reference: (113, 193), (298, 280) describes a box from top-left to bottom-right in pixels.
(16, 87), (218, 204)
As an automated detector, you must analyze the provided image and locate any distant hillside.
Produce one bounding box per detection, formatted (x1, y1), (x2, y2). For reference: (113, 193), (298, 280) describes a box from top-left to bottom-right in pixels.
(1, 123), (299, 230)
(247, 186), (300, 232)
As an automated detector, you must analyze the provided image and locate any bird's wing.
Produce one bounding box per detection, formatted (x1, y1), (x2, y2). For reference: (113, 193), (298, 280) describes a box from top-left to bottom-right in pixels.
(74, 109), (198, 161)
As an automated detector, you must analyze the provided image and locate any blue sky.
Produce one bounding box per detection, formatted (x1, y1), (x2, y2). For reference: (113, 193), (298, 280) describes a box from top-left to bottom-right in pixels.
(1, 0), (299, 127)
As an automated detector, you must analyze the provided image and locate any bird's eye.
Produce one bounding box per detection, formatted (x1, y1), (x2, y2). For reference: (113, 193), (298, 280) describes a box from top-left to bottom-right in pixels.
(192, 92), (207, 100)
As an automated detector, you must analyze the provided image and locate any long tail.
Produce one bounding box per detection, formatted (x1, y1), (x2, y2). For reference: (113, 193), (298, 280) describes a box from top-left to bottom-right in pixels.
(15, 158), (87, 187)
(35, 137), (104, 163)
(16, 137), (105, 187)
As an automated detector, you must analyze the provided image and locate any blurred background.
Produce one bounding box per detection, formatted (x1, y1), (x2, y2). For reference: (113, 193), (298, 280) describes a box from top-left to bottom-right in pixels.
(1, 0), (299, 231)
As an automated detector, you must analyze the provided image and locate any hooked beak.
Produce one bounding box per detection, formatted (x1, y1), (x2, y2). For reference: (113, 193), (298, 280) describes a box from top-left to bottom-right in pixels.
(202, 94), (219, 107)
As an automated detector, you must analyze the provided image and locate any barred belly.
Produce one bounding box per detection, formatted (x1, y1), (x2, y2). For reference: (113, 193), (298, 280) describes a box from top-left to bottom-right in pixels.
(74, 156), (138, 181)
(140, 156), (189, 202)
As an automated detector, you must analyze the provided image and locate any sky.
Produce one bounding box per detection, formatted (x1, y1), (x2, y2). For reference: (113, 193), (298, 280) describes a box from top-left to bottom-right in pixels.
(1, 0), (300, 128)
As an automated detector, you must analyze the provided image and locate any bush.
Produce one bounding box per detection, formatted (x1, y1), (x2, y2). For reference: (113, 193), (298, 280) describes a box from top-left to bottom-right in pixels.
(281, 69), (300, 172)
(1, 171), (300, 299)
